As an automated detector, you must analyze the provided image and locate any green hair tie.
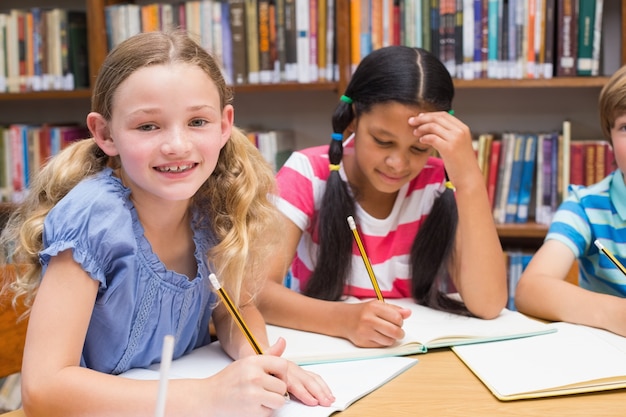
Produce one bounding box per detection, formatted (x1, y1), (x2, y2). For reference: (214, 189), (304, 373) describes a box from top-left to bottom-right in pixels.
(340, 95), (353, 104)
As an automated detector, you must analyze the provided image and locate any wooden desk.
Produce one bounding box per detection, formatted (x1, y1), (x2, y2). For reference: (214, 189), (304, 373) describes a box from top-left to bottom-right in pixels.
(337, 348), (626, 417)
(4, 348), (625, 417)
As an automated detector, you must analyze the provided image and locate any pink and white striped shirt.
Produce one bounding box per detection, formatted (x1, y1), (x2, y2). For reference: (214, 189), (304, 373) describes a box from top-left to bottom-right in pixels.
(275, 141), (446, 299)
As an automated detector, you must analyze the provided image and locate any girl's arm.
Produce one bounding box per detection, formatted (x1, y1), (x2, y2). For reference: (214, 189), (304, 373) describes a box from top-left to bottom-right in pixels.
(410, 111), (507, 318)
(257, 215), (410, 347)
(213, 278), (335, 407)
(21, 250), (297, 417)
(515, 239), (626, 336)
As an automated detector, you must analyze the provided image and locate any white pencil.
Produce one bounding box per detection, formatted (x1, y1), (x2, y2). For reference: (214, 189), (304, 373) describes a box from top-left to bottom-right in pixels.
(154, 334), (175, 417)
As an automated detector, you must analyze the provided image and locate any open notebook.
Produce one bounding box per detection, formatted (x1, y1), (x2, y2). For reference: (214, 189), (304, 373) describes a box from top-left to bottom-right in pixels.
(267, 297), (555, 365)
(120, 342), (417, 417)
(452, 322), (626, 400)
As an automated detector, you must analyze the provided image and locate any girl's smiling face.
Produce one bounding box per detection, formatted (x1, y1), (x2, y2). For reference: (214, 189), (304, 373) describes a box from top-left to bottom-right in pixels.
(93, 63), (233, 205)
(344, 101), (433, 197)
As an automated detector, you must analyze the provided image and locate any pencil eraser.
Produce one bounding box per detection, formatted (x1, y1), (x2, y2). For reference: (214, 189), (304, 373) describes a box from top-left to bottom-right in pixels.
(208, 273), (221, 290)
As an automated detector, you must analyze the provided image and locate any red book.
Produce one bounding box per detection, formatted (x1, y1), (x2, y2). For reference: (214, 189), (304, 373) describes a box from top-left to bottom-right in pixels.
(569, 141), (584, 186)
(487, 139), (501, 210)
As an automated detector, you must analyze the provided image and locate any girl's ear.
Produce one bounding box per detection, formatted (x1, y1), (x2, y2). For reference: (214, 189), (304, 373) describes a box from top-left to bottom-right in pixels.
(346, 119), (357, 136)
(87, 112), (119, 156)
(220, 104), (235, 148)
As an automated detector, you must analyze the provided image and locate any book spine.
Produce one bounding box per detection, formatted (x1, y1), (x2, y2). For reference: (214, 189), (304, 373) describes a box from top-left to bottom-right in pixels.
(245, 0), (260, 83)
(258, 0), (273, 83)
(595, 141), (606, 183)
(229, 0), (248, 84)
(430, 0), (441, 59)
(472, 0), (483, 78)
(220, 2), (234, 85)
(590, 0), (603, 76)
(556, 0), (577, 77)
(504, 133), (526, 223)
(515, 134), (537, 223)
(584, 140), (596, 185)
(569, 141), (585, 186)
(486, 0), (499, 79)
(487, 139), (501, 210)
(296, 0), (310, 82)
(455, 0), (464, 77)
(284, 0), (298, 80)
(576, 0), (596, 76)
(309, 0), (318, 81)
(462, 0), (475, 79)
(543, 0), (555, 78)
(274, 0), (287, 82)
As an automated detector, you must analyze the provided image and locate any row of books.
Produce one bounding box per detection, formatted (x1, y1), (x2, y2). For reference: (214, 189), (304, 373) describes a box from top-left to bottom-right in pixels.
(105, 0), (337, 86)
(245, 128), (295, 172)
(0, 8), (89, 93)
(475, 123), (614, 226)
(352, 0), (605, 80)
(0, 123), (90, 203)
(505, 249), (533, 311)
(0, 123), (296, 203)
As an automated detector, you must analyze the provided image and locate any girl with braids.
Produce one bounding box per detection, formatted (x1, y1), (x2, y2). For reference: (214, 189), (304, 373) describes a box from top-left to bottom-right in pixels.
(0, 31), (333, 417)
(259, 46), (507, 348)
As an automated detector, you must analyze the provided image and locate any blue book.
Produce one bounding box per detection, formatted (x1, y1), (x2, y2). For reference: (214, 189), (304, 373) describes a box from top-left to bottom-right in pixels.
(515, 134), (538, 223)
(504, 133), (526, 223)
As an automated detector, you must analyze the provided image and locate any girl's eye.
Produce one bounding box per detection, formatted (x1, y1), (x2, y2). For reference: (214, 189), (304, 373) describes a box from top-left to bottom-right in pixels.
(373, 137), (391, 146)
(190, 119), (208, 127)
(410, 146), (429, 154)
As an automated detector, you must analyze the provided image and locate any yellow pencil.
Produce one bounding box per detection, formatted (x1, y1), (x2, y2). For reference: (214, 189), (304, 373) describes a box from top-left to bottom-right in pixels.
(594, 240), (626, 276)
(209, 273), (290, 400)
(209, 273), (263, 354)
(347, 216), (385, 301)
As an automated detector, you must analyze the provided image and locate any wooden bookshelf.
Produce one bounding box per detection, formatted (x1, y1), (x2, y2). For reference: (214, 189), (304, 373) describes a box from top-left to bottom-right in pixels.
(0, 0), (625, 249)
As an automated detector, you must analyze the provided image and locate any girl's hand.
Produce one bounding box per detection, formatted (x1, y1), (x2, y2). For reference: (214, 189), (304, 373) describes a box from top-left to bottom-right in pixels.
(342, 300), (412, 347)
(408, 111), (480, 189)
(207, 353), (290, 417)
(266, 338), (336, 407)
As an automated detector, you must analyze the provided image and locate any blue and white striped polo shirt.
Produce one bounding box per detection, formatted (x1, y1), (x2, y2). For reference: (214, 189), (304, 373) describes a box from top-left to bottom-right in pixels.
(546, 170), (626, 297)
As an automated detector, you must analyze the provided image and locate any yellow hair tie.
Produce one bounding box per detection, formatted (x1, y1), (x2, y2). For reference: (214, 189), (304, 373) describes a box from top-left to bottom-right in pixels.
(329, 164), (340, 171)
(445, 181), (455, 190)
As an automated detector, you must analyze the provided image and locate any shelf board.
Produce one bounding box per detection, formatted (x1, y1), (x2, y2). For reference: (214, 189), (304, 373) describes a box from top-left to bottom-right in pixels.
(0, 89), (92, 101)
(0, 82), (340, 102)
(454, 77), (610, 89)
(232, 81), (339, 93)
(496, 222), (549, 239)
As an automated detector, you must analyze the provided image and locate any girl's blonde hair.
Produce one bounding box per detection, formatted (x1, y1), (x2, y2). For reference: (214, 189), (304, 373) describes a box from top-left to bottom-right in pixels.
(1, 30), (279, 312)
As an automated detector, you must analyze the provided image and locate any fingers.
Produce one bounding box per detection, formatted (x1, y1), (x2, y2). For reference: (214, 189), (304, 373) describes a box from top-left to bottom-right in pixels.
(349, 301), (408, 347)
(266, 336), (287, 357)
(285, 362), (336, 407)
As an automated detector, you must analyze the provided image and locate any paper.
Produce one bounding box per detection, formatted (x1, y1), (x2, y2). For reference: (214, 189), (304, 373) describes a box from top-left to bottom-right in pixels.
(452, 322), (626, 400)
(120, 342), (417, 417)
(267, 297), (555, 365)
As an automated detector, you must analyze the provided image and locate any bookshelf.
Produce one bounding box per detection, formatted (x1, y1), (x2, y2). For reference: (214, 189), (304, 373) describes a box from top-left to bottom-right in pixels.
(0, 0), (625, 249)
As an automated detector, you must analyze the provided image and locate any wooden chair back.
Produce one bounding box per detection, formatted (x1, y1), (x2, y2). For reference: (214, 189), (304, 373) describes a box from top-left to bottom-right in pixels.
(0, 265), (28, 378)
